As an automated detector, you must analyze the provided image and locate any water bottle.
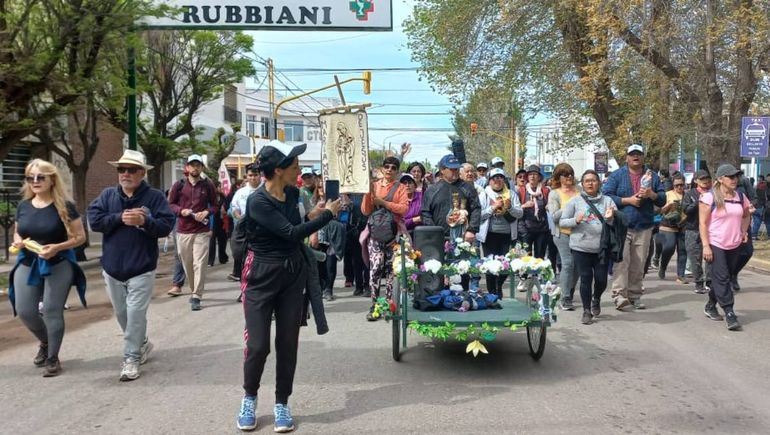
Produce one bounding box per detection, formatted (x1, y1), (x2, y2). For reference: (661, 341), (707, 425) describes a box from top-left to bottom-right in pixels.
(641, 169), (653, 189)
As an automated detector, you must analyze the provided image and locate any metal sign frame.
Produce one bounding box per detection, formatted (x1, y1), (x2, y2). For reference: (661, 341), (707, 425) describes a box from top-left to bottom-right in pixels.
(126, 0), (392, 151)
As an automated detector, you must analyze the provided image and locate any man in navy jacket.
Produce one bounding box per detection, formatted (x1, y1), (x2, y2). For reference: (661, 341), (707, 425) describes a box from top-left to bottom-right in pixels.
(88, 149), (175, 382)
(602, 144), (666, 310)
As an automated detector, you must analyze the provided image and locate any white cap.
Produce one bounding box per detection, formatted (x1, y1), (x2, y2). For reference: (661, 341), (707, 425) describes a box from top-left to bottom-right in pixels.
(187, 154), (205, 166)
(476, 162), (489, 169)
(489, 168), (506, 178)
(300, 167), (314, 176)
(491, 157), (504, 166)
(627, 144), (644, 154)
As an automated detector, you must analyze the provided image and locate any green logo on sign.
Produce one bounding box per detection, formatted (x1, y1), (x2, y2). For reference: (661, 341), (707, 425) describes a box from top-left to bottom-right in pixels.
(349, 0), (374, 21)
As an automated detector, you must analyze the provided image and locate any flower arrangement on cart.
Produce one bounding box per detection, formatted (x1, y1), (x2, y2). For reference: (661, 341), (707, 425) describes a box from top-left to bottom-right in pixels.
(378, 236), (561, 357)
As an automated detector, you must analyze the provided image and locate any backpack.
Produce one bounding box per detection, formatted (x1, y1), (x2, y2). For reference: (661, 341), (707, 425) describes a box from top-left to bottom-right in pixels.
(367, 182), (401, 244)
(174, 178), (217, 204)
(709, 191), (745, 213)
(582, 195), (628, 263)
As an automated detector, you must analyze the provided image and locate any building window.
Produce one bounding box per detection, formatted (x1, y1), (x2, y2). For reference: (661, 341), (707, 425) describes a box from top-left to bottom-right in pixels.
(246, 115), (258, 136)
(0, 145), (31, 202)
(283, 121), (304, 142)
(261, 117), (270, 137)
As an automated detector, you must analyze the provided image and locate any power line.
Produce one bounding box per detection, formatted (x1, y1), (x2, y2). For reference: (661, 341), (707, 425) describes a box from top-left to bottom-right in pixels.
(255, 67), (420, 73)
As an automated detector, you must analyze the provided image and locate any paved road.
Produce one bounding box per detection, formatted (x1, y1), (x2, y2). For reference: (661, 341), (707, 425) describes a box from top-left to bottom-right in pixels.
(1, 255), (769, 434)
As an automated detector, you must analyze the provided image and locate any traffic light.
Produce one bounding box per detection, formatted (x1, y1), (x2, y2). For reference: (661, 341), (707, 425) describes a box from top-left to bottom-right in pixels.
(470, 122), (478, 135)
(362, 71), (371, 95)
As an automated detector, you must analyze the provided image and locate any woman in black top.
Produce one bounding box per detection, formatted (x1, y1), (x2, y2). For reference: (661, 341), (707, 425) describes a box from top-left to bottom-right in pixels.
(235, 141), (340, 433)
(10, 159), (87, 377)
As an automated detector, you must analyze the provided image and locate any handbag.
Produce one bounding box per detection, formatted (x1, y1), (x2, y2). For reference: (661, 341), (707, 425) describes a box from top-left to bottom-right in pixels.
(582, 195), (628, 263)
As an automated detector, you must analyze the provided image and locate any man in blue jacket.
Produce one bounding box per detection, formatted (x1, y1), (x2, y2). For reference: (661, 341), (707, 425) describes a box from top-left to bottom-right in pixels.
(87, 150), (175, 382)
(602, 144), (666, 310)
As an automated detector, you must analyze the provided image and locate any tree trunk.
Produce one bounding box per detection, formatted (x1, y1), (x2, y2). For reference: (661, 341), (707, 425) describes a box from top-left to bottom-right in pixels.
(556, 7), (621, 155)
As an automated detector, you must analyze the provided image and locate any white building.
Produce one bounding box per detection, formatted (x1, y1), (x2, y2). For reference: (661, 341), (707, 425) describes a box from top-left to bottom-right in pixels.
(159, 81), (342, 185)
(525, 124), (619, 178)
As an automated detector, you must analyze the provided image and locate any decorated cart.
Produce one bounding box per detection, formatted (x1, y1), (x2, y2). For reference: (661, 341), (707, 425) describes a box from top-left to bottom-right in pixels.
(379, 234), (560, 361)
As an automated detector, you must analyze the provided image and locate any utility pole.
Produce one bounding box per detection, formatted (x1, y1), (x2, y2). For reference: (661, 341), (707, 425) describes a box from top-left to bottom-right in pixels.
(510, 114), (517, 173)
(267, 58), (275, 139)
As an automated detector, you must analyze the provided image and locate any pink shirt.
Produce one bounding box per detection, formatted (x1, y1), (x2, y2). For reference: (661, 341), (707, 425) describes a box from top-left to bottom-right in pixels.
(629, 171), (642, 195)
(700, 191), (749, 250)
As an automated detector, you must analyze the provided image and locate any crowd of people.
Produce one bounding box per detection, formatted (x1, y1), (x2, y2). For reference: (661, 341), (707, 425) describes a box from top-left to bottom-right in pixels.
(5, 141), (763, 433)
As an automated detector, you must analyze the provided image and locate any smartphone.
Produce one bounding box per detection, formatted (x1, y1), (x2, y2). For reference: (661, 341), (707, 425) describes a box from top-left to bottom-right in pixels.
(325, 179), (340, 202)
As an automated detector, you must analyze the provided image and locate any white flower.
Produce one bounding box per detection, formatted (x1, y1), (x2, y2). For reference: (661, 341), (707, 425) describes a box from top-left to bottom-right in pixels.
(423, 259), (442, 274)
(449, 274), (462, 284)
(455, 260), (471, 275)
(484, 259), (503, 275)
(510, 259), (524, 272)
(455, 237), (464, 244)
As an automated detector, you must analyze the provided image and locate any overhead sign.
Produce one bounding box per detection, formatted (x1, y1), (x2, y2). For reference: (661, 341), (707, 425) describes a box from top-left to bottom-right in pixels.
(740, 116), (769, 158)
(143, 0), (393, 31)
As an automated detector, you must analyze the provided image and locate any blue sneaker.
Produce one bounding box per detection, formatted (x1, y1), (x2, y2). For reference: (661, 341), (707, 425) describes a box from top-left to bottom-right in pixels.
(273, 403), (295, 433)
(236, 395), (257, 431)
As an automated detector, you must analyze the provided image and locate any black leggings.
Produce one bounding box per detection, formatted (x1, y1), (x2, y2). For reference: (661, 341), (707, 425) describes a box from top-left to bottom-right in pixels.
(242, 251), (307, 403)
(572, 250), (609, 311)
(523, 231), (548, 259)
(482, 232), (511, 298)
(708, 245), (740, 313)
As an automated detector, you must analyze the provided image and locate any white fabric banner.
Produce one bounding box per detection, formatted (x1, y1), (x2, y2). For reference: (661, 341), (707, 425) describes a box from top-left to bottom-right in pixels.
(319, 111), (370, 193)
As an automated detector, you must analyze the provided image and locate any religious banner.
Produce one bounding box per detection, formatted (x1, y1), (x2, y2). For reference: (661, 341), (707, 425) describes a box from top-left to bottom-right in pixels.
(319, 111), (370, 193)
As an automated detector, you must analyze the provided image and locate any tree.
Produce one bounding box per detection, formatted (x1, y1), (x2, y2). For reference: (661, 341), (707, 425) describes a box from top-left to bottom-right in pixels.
(451, 85), (526, 167)
(102, 30), (255, 187)
(405, 0), (770, 168)
(0, 0), (148, 162)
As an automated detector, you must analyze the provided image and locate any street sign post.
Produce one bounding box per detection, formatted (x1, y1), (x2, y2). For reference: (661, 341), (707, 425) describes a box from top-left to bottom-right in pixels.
(740, 116), (770, 158)
(126, 0), (393, 150)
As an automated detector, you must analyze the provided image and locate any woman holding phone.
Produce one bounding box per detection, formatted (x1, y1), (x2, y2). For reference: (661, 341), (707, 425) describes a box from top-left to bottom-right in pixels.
(236, 141), (341, 432)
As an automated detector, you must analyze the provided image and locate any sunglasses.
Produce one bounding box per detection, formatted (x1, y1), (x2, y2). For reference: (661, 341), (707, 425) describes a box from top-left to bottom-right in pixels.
(117, 167), (141, 174)
(674, 184), (684, 188)
(561, 173), (574, 178)
(383, 164), (398, 170)
(25, 174), (47, 183)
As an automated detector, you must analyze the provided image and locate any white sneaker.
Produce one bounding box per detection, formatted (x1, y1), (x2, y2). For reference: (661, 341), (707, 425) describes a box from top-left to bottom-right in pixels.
(120, 360), (140, 382)
(140, 340), (154, 365)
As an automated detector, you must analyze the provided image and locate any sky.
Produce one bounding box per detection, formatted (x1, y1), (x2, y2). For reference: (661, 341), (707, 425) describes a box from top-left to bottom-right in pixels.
(244, 0), (457, 166)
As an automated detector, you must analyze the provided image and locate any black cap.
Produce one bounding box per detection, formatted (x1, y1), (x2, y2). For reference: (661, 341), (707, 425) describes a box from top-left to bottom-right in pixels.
(694, 169), (711, 180)
(257, 140), (307, 172)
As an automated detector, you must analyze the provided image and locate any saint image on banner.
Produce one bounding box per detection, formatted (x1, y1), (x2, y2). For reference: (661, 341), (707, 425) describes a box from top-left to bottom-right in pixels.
(319, 111), (370, 193)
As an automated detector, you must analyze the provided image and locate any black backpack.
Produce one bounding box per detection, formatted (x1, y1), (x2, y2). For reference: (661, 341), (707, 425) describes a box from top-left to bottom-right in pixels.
(368, 182), (401, 244)
(583, 195), (628, 263)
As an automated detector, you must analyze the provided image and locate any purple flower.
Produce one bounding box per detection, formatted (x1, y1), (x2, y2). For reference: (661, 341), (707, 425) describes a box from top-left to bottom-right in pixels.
(410, 273), (419, 282)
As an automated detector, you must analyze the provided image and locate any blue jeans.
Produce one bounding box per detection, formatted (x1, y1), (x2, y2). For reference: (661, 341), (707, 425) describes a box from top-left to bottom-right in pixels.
(658, 230), (687, 278)
(103, 270), (156, 362)
(751, 207), (768, 239)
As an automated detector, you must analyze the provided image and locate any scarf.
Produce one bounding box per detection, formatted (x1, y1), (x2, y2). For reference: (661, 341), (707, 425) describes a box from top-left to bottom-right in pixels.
(526, 183), (543, 220)
(485, 184), (511, 216)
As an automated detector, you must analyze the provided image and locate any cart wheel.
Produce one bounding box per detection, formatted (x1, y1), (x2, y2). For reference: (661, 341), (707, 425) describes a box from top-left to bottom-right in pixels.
(392, 280), (401, 362)
(526, 323), (547, 360)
